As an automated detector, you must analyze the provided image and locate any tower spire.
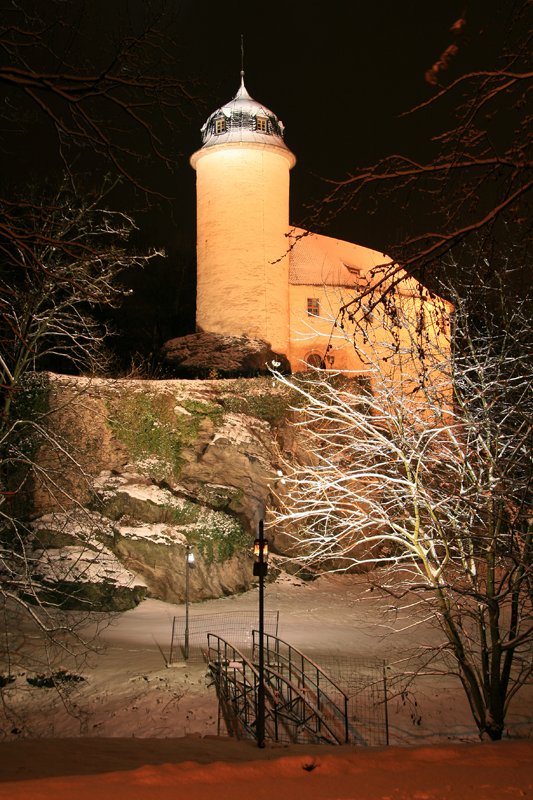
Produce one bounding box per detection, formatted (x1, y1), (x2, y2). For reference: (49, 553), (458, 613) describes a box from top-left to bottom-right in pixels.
(240, 33), (245, 85)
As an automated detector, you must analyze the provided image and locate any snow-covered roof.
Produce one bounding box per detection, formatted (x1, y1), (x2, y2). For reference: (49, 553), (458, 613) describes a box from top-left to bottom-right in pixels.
(288, 227), (390, 287)
(198, 75), (294, 158)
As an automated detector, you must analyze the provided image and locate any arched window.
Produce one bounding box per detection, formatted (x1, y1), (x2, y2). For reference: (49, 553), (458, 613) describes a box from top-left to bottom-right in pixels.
(305, 352), (325, 370)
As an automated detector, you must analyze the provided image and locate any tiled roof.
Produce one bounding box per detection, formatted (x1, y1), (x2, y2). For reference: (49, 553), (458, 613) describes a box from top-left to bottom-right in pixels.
(288, 227), (390, 286)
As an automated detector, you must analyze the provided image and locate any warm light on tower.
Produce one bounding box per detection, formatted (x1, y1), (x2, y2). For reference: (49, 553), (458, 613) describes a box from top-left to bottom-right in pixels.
(189, 74), (451, 386)
(190, 77), (295, 357)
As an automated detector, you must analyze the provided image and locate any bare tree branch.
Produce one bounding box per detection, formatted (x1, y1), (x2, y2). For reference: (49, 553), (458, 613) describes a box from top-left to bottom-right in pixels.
(271, 265), (532, 741)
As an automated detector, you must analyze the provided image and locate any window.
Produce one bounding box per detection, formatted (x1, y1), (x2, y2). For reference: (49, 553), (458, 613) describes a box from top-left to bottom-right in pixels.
(307, 297), (320, 317)
(214, 117), (226, 134)
(344, 263), (361, 279)
(256, 116), (269, 133)
(305, 353), (324, 369)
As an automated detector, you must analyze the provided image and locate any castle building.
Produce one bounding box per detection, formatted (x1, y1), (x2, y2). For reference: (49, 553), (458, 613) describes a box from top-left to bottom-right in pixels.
(190, 75), (449, 378)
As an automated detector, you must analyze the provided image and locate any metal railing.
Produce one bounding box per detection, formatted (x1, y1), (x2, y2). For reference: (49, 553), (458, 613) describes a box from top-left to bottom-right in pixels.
(207, 633), (350, 745)
(253, 630), (359, 744)
(207, 635), (270, 741)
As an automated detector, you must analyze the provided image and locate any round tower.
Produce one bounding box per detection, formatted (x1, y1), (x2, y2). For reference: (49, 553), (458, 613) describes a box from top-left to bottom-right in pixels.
(190, 75), (296, 357)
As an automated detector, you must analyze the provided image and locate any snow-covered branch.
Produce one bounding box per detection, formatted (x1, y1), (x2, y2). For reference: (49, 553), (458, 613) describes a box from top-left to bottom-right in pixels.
(270, 267), (532, 741)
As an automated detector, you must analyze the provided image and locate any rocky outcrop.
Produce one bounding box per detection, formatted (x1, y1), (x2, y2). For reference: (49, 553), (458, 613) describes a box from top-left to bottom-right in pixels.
(160, 332), (291, 377)
(28, 510), (148, 612)
(93, 471), (256, 603)
(27, 374), (294, 610)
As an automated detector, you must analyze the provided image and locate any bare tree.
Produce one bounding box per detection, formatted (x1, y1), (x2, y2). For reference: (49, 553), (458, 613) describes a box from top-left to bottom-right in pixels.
(272, 4), (532, 743)
(0, 175), (163, 418)
(271, 266), (532, 741)
(0, 0), (196, 193)
(0, 0), (198, 374)
(308, 3), (531, 312)
(0, 1), (192, 728)
(0, 179), (160, 728)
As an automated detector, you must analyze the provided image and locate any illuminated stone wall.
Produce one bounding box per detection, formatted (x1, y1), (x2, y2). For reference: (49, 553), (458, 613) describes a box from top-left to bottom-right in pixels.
(287, 229), (389, 374)
(288, 283), (367, 373)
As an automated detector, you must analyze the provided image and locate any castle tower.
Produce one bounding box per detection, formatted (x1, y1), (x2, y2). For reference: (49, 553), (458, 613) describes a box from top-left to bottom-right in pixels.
(190, 75), (296, 356)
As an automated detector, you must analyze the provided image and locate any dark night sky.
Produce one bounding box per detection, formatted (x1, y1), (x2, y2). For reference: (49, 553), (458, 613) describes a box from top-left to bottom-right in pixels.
(2, 1), (514, 250)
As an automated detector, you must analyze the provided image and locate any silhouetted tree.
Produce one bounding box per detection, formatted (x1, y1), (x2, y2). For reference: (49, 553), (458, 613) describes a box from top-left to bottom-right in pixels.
(311, 3), (531, 314)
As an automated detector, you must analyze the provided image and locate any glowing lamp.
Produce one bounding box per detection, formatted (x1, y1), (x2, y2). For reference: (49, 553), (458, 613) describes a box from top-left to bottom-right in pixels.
(253, 537), (269, 577)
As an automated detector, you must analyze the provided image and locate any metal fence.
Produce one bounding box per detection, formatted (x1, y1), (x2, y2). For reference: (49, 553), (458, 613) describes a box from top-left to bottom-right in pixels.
(168, 612), (388, 746)
(168, 610), (280, 664)
(315, 655), (389, 746)
(253, 631), (351, 744)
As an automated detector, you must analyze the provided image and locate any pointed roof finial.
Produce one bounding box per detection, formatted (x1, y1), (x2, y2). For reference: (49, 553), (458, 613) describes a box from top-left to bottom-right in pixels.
(193, 40), (294, 162)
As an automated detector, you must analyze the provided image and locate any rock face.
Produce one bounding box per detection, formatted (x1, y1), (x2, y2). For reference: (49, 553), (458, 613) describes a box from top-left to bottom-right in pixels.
(160, 332), (291, 377)
(27, 374), (295, 610)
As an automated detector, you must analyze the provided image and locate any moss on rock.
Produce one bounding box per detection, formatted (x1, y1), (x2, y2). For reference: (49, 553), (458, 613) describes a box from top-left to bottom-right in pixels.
(108, 392), (223, 481)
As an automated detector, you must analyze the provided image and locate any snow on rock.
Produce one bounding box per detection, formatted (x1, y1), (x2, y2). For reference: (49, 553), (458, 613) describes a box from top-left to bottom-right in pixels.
(94, 470), (189, 509)
(211, 411), (268, 447)
(90, 471), (255, 603)
(30, 509), (116, 546)
(117, 522), (188, 546)
(32, 544), (146, 588)
(28, 510), (148, 610)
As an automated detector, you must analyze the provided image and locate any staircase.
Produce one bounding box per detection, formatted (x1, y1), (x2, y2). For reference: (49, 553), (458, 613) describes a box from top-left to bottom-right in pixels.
(206, 632), (366, 745)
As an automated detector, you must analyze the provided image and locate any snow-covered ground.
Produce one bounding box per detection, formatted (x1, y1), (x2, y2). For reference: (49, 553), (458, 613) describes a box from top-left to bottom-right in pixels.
(0, 737), (531, 800)
(0, 571), (531, 798)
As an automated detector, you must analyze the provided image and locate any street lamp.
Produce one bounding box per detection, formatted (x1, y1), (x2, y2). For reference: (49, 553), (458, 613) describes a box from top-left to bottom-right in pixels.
(253, 519), (268, 748)
(184, 545), (195, 660)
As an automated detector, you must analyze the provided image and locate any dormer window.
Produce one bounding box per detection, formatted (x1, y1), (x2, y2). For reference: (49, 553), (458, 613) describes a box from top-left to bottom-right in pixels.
(256, 116), (269, 133)
(344, 263), (361, 280)
(214, 117), (226, 135)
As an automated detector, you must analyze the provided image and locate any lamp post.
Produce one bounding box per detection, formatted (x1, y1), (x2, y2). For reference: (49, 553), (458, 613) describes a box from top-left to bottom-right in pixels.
(253, 519), (268, 748)
(184, 545), (195, 660)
